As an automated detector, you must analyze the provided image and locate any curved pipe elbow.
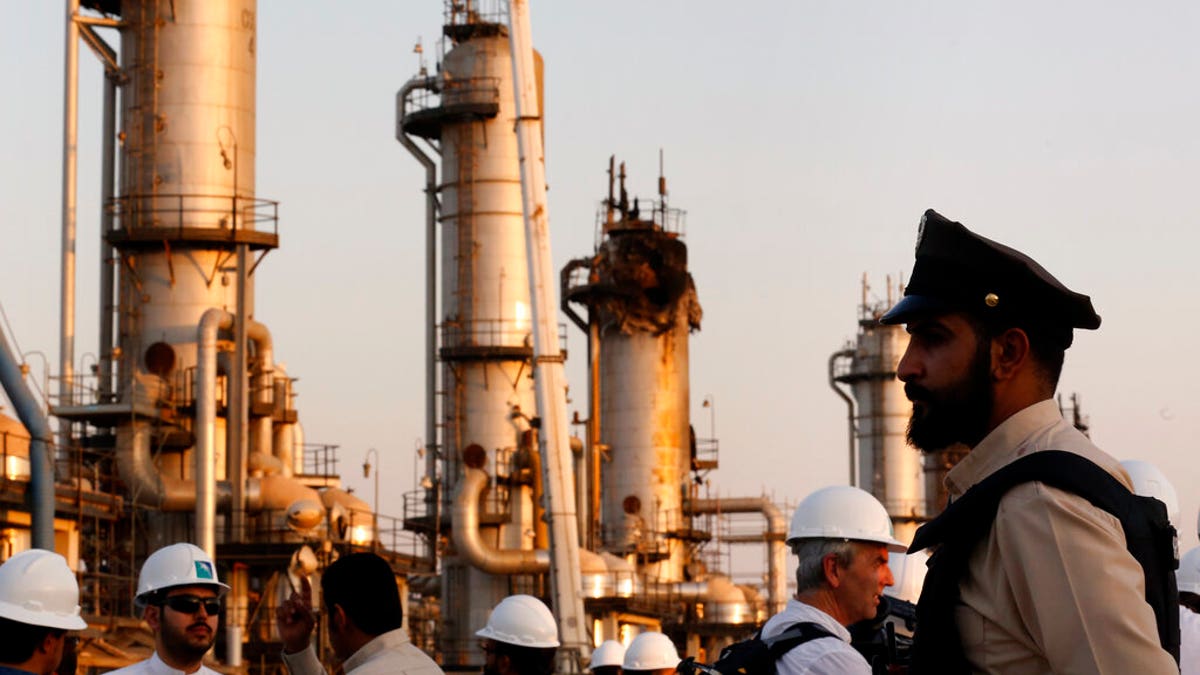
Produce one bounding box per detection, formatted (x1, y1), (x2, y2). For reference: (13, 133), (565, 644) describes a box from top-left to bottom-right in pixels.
(453, 467), (549, 575)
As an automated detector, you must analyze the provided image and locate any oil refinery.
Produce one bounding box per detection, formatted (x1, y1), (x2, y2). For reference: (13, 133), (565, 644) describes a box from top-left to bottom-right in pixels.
(0, 0), (1119, 673)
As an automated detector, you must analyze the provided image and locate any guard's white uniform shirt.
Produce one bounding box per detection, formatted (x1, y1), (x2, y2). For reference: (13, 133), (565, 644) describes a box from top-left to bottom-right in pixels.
(281, 627), (443, 675)
(1182, 606), (1200, 675)
(105, 652), (221, 675)
(760, 598), (870, 675)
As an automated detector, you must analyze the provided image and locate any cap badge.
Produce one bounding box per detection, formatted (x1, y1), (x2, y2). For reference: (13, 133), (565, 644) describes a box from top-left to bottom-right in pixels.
(984, 293), (1000, 308)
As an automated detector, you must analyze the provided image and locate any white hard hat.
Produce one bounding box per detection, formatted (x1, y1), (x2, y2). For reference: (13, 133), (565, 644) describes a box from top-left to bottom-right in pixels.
(1120, 460), (1180, 526)
(882, 550), (929, 604)
(0, 549), (88, 630)
(787, 485), (907, 552)
(1178, 546), (1200, 595)
(136, 543), (230, 601)
(475, 594), (560, 648)
(590, 639), (626, 669)
(623, 632), (680, 671)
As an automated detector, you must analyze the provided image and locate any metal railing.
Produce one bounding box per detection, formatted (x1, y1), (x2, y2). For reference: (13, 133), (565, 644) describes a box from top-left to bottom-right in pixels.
(300, 443), (340, 480)
(403, 76), (501, 117)
(594, 199), (687, 247)
(110, 192), (279, 236)
(694, 437), (719, 469)
(439, 318), (567, 352)
(444, 0), (509, 28)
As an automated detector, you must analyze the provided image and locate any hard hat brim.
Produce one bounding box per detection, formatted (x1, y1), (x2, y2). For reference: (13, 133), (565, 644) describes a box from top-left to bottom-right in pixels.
(787, 533), (908, 553)
(0, 598), (87, 630)
(475, 625), (562, 649)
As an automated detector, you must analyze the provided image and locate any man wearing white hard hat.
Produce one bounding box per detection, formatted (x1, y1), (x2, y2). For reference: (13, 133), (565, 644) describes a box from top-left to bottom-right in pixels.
(107, 543), (229, 675)
(476, 594), (559, 675)
(622, 632), (680, 675)
(759, 485), (904, 675)
(1178, 546), (1200, 675)
(0, 549), (87, 675)
(588, 639), (624, 675)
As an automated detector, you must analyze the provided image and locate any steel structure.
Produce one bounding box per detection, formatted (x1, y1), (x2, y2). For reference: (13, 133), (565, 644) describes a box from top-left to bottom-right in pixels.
(397, 1), (551, 668)
(831, 276), (927, 543)
(0, 2), (432, 670)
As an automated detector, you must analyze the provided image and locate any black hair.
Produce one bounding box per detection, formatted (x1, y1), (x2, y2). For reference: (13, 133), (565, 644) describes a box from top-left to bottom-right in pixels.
(0, 616), (65, 664)
(592, 666), (622, 675)
(321, 552), (403, 637)
(492, 640), (557, 675)
(967, 314), (1066, 390)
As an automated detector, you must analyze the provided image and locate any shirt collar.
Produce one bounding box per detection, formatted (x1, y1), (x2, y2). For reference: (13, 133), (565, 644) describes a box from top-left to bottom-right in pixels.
(944, 398), (1063, 498)
(786, 598), (853, 643)
(146, 652), (208, 675)
(343, 627), (412, 672)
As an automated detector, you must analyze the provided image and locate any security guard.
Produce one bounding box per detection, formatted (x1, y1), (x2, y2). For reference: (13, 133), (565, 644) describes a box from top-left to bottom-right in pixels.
(881, 210), (1176, 674)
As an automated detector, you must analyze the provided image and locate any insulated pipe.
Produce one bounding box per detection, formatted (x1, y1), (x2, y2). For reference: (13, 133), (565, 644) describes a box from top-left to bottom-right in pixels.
(687, 497), (788, 616)
(59, 0), (80, 448)
(642, 581), (709, 601)
(829, 349), (857, 487)
(197, 308), (234, 556)
(197, 310), (273, 554)
(395, 77), (440, 560)
(453, 467), (549, 574)
(0, 326), (55, 549)
(116, 423), (233, 512)
(98, 68), (117, 401)
(248, 321), (274, 470)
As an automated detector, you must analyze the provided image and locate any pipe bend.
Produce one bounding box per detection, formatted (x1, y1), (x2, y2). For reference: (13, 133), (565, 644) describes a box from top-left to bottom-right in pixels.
(452, 467), (549, 575)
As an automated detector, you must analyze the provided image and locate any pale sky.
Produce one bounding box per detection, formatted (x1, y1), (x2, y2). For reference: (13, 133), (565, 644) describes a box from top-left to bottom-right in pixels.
(2, 2), (1198, 573)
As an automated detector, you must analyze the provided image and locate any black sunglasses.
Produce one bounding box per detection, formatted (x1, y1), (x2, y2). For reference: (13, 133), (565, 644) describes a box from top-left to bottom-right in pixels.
(162, 595), (221, 615)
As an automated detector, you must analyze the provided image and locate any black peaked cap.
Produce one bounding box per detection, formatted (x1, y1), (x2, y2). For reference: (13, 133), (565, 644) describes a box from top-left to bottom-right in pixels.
(880, 210), (1100, 343)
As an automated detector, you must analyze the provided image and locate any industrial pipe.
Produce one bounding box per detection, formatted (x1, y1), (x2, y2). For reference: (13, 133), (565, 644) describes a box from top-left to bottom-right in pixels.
(116, 423), (233, 512)
(98, 68), (117, 401)
(452, 467), (549, 574)
(196, 308), (234, 556)
(395, 76), (440, 565)
(687, 497), (788, 616)
(59, 0), (79, 445)
(0, 326), (55, 549)
(196, 309), (274, 554)
(829, 349), (857, 487)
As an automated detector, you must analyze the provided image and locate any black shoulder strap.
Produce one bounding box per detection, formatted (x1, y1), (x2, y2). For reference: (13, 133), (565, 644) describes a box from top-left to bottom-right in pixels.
(912, 450), (1133, 551)
(764, 621), (838, 659)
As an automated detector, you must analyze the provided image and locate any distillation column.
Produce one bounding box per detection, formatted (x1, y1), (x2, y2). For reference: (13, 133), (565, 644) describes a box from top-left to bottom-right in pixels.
(831, 278), (926, 543)
(565, 171), (702, 584)
(398, 6), (545, 669)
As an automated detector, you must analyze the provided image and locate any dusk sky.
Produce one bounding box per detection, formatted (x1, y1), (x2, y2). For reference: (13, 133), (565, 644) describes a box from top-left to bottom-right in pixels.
(3, 2), (1198, 576)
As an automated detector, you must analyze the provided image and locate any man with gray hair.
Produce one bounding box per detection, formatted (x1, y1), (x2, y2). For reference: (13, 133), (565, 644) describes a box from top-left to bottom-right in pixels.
(759, 485), (906, 675)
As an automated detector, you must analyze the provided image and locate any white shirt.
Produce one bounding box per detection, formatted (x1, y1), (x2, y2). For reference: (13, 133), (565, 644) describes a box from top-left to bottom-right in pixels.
(105, 652), (221, 675)
(1182, 606), (1200, 675)
(759, 598), (870, 675)
(281, 627), (444, 675)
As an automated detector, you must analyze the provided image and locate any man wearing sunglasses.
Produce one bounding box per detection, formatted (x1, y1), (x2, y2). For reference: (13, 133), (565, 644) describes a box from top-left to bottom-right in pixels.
(108, 543), (230, 675)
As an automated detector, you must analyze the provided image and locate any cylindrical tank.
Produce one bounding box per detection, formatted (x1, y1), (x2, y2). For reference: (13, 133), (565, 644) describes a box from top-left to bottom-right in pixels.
(116, 0), (262, 378)
(400, 11), (544, 668)
(570, 202), (701, 582)
(834, 278), (925, 543)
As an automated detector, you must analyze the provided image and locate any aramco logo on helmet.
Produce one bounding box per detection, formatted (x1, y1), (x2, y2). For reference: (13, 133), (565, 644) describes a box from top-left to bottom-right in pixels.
(195, 561), (215, 580)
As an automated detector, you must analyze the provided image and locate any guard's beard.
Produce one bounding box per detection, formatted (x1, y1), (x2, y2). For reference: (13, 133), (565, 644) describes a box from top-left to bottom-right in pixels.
(906, 339), (994, 453)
